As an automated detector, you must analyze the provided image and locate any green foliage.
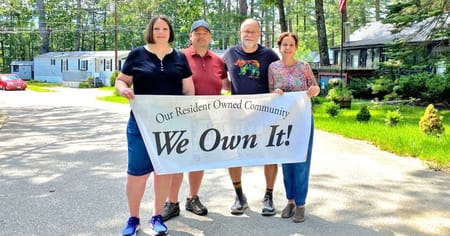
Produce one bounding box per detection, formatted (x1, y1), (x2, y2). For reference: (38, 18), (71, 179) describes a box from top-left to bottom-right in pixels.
(349, 77), (375, 99)
(311, 96), (323, 105)
(419, 104), (445, 137)
(397, 72), (427, 99)
(385, 109), (402, 126)
(385, 72), (450, 103)
(79, 77), (103, 88)
(356, 105), (371, 122)
(370, 75), (398, 100)
(423, 73), (449, 102)
(381, 1), (448, 74)
(325, 102), (340, 117)
(110, 71), (119, 87)
(79, 81), (90, 88)
(326, 79), (353, 103)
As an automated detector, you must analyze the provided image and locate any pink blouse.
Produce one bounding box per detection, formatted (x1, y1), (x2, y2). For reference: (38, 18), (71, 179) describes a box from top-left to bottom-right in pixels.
(268, 60), (317, 92)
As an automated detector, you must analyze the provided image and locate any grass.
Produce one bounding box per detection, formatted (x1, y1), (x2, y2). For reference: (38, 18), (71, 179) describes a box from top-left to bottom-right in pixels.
(96, 86), (129, 104)
(26, 80), (61, 92)
(314, 99), (450, 171)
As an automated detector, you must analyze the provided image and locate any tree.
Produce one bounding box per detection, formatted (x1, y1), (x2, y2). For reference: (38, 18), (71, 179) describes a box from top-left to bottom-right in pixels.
(314, 0), (330, 66)
(382, 0), (449, 71)
(276, 0), (288, 32)
(75, 0), (82, 51)
(239, 0), (248, 16)
(36, 0), (49, 54)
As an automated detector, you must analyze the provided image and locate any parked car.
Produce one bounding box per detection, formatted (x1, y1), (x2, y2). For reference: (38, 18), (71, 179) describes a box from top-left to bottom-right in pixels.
(0, 74), (27, 90)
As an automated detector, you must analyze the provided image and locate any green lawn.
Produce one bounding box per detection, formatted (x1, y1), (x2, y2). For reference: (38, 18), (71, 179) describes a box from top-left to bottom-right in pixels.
(26, 81), (61, 92)
(96, 86), (129, 104)
(314, 99), (450, 171)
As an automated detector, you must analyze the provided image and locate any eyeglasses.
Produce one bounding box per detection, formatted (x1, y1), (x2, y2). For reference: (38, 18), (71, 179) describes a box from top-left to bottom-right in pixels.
(241, 30), (259, 35)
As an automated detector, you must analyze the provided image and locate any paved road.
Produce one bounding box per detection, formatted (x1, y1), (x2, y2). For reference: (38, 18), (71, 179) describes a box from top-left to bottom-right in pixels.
(1, 88), (449, 236)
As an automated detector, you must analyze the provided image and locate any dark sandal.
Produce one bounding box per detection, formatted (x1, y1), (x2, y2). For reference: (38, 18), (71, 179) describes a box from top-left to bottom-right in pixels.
(293, 205), (305, 223)
(281, 203), (295, 218)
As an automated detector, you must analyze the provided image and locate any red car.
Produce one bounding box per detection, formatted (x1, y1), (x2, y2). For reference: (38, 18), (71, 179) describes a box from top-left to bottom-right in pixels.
(0, 74), (27, 90)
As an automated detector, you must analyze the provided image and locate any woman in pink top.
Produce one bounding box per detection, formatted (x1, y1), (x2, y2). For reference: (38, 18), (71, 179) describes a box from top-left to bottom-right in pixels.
(268, 32), (320, 223)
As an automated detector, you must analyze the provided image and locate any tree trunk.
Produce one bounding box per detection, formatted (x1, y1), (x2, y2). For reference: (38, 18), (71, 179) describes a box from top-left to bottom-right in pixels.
(277, 0), (288, 32)
(36, 0), (49, 54)
(239, 0), (247, 16)
(314, 0), (330, 66)
(375, 0), (381, 21)
(75, 0), (81, 51)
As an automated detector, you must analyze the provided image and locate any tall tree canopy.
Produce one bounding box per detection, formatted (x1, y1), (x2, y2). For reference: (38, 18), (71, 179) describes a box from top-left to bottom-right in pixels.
(0, 0), (424, 72)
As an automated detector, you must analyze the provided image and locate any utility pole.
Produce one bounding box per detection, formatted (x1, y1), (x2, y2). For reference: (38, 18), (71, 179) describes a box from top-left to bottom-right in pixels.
(114, 0), (118, 71)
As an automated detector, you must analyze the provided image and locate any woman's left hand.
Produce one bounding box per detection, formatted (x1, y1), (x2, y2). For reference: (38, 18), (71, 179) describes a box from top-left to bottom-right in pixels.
(306, 85), (320, 98)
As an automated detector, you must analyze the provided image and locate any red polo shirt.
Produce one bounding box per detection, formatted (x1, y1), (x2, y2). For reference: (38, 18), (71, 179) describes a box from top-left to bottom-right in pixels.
(182, 46), (227, 95)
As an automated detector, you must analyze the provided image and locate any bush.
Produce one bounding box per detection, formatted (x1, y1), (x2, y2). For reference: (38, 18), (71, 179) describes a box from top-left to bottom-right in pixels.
(327, 87), (353, 102)
(384, 72), (450, 104)
(79, 76), (103, 88)
(79, 81), (90, 88)
(385, 109), (402, 126)
(349, 77), (375, 99)
(325, 102), (340, 117)
(419, 104), (445, 136)
(398, 72), (427, 99)
(424, 73), (448, 102)
(370, 75), (396, 99)
(356, 105), (371, 122)
(110, 71), (119, 87)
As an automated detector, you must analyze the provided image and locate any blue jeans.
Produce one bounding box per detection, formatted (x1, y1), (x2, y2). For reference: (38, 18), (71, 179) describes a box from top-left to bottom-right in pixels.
(126, 113), (154, 176)
(282, 118), (314, 206)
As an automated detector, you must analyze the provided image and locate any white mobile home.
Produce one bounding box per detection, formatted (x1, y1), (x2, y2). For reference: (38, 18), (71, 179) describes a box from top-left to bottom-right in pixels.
(10, 61), (33, 80)
(33, 51), (129, 86)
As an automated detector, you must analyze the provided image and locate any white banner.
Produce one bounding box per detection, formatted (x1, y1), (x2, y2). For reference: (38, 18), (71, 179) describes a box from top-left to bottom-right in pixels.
(130, 92), (311, 174)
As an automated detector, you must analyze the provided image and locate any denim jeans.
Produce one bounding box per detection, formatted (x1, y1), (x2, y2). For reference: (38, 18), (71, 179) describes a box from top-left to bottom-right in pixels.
(282, 117), (314, 206)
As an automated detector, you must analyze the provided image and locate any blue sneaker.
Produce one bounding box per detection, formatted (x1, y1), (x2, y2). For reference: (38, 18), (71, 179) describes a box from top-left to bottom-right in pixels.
(122, 216), (140, 236)
(149, 214), (168, 235)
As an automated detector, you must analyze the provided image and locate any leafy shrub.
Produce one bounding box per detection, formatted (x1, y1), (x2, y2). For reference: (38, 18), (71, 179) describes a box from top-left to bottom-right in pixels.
(385, 109), (402, 126)
(110, 71), (119, 87)
(393, 72), (449, 104)
(383, 90), (400, 101)
(349, 77), (375, 99)
(79, 76), (103, 88)
(356, 105), (371, 122)
(398, 72), (426, 99)
(423, 73), (448, 102)
(370, 75), (396, 99)
(325, 102), (340, 117)
(311, 96), (322, 105)
(326, 86), (352, 103)
(79, 81), (90, 88)
(419, 104), (445, 136)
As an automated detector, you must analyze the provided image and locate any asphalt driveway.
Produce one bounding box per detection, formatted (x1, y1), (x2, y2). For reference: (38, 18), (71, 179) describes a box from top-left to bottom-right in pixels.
(1, 88), (449, 236)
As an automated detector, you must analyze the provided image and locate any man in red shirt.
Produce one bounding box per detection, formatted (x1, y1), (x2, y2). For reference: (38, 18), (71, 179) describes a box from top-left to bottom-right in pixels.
(161, 19), (230, 221)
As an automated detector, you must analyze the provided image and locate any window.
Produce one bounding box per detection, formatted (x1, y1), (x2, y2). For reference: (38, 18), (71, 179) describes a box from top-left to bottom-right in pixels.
(50, 59), (56, 65)
(12, 65), (19, 72)
(105, 59), (111, 71)
(79, 59), (88, 71)
(61, 59), (68, 72)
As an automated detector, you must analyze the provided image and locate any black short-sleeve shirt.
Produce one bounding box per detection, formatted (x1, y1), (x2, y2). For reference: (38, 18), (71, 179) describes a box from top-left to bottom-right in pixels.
(121, 46), (192, 95)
